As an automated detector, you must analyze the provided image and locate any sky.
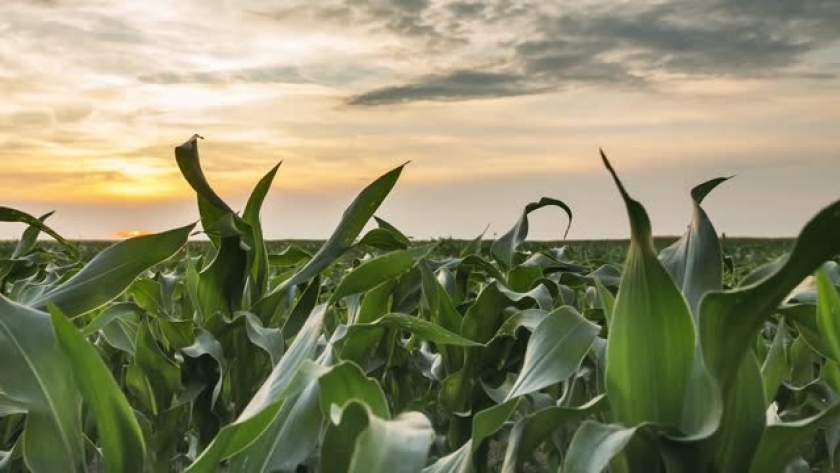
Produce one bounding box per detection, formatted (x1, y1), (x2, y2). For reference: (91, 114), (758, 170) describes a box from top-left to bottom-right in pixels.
(1, 0), (839, 241)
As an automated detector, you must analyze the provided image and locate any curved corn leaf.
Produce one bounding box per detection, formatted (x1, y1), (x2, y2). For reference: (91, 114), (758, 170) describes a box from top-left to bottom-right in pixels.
(506, 306), (600, 400)
(491, 197), (572, 272)
(253, 164), (406, 320)
(182, 329), (226, 407)
(31, 224), (195, 317)
(749, 402), (840, 473)
(563, 421), (640, 473)
(659, 176), (729, 318)
(319, 362), (390, 420)
(348, 411), (434, 473)
(0, 295), (83, 473)
(701, 198), (840, 394)
(11, 211), (55, 259)
(49, 307), (146, 473)
(330, 245), (435, 304)
(502, 395), (607, 473)
(601, 151), (696, 428)
(0, 207), (77, 259)
(323, 402), (373, 473)
(186, 304), (327, 472)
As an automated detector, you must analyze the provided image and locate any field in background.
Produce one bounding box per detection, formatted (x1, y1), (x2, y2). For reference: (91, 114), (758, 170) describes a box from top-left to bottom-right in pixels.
(0, 236), (794, 281)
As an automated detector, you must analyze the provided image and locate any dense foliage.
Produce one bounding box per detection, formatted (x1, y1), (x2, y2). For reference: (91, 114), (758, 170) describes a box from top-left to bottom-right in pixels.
(0, 137), (837, 473)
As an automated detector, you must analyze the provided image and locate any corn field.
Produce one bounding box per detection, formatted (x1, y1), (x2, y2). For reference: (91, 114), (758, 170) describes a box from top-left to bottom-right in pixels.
(1, 136), (839, 472)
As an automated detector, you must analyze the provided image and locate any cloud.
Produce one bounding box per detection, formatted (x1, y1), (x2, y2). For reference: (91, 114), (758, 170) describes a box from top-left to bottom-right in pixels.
(344, 0), (840, 105)
(348, 70), (546, 105)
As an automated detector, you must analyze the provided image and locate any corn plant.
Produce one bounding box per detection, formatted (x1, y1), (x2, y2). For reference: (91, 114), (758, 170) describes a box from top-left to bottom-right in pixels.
(0, 137), (838, 473)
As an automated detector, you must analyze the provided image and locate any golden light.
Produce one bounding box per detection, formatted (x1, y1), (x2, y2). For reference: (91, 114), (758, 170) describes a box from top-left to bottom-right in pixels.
(114, 230), (151, 239)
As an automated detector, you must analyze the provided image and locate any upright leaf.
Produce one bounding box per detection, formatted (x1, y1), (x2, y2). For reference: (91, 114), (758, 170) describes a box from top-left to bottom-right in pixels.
(659, 177), (729, 318)
(50, 307), (146, 473)
(0, 295), (83, 472)
(601, 151), (696, 428)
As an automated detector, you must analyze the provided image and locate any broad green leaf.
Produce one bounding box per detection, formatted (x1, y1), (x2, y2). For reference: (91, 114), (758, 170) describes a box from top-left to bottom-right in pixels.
(50, 307), (146, 473)
(348, 411), (434, 473)
(186, 304), (328, 471)
(506, 306), (600, 400)
(319, 361), (390, 420)
(708, 351), (765, 472)
(491, 197), (572, 272)
(0, 295), (83, 473)
(233, 311), (284, 366)
(330, 245), (434, 303)
(659, 177), (729, 318)
(494, 309), (548, 339)
(227, 381), (324, 472)
(323, 402), (376, 473)
(601, 151), (696, 427)
(502, 395), (607, 473)
(563, 421), (640, 473)
(30, 225), (195, 317)
(750, 402), (840, 473)
(817, 266), (840, 362)
(701, 197), (840, 395)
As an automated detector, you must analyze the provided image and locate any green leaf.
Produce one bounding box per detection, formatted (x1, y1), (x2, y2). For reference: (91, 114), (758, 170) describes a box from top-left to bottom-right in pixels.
(133, 322), (180, 415)
(502, 395), (607, 473)
(348, 314), (482, 347)
(243, 163), (281, 301)
(708, 351), (766, 472)
(701, 197), (840, 395)
(319, 361), (390, 420)
(227, 381), (324, 472)
(506, 306), (600, 400)
(233, 311), (285, 366)
(762, 319), (789, 404)
(30, 225), (195, 317)
(11, 211), (55, 259)
(182, 329), (227, 407)
(0, 207), (77, 258)
(659, 177), (729, 317)
(563, 421), (640, 473)
(49, 306), (146, 473)
(330, 245), (434, 304)
(750, 402), (840, 473)
(0, 295), (83, 473)
(491, 197), (572, 272)
(348, 411), (434, 473)
(174, 135), (234, 215)
(601, 151), (696, 427)
(186, 304), (328, 472)
(323, 402), (373, 473)
(258, 163), (407, 310)
(817, 266), (840, 363)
